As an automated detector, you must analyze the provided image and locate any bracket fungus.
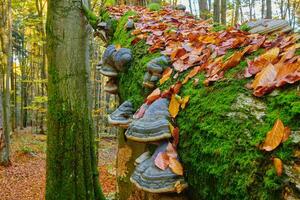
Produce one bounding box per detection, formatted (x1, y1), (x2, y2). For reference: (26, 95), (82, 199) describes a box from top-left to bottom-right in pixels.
(125, 98), (172, 142)
(143, 56), (171, 88)
(108, 100), (134, 128)
(99, 44), (133, 77)
(247, 19), (292, 35)
(174, 4), (186, 11)
(131, 142), (188, 193)
(104, 77), (118, 94)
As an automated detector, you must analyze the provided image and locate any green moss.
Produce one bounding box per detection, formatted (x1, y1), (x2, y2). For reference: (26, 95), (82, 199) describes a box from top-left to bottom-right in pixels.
(148, 3), (161, 11)
(110, 11), (300, 200)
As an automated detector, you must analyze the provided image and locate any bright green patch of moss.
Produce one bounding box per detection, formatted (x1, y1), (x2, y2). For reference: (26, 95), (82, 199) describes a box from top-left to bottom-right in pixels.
(148, 3), (161, 11)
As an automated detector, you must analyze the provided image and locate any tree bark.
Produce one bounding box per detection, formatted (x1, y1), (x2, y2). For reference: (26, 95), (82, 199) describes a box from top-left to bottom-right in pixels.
(0, 0), (12, 166)
(266, 0), (272, 18)
(213, 0), (220, 23)
(261, 0), (265, 18)
(45, 0), (105, 199)
(220, 0), (226, 24)
(234, 0), (240, 24)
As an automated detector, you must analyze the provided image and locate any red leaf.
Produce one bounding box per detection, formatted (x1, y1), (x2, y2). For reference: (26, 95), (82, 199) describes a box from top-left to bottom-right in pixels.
(154, 152), (170, 170)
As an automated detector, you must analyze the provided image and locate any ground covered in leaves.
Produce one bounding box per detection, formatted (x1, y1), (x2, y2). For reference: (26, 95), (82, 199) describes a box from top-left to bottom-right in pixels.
(0, 129), (117, 200)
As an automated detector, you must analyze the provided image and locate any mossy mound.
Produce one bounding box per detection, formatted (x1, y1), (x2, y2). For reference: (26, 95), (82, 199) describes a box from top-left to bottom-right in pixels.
(110, 13), (300, 199)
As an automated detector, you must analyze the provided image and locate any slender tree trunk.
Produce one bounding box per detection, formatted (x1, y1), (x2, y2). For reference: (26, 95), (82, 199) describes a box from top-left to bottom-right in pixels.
(221, 0), (226, 24)
(261, 0), (265, 18)
(266, 0), (272, 18)
(188, 0), (193, 15)
(249, 0), (253, 20)
(46, 0), (105, 199)
(240, 3), (244, 22)
(199, 0), (208, 19)
(234, 0), (240, 24)
(0, 0), (12, 166)
(213, 0), (220, 23)
(208, 0), (212, 12)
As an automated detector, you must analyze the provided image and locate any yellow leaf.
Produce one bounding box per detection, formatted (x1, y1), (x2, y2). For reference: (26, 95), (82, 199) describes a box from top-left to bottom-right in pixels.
(260, 47), (280, 62)
(169, 94), (180, 118)
(180, 96), (190, 109)
(169, 123), (175, 134)
(159, 67), (173, 85)
(262, 119), (285, 151)
(169, 157), (183, 176)
(273, 157), (283, 176)
(115, 44), (121, 50)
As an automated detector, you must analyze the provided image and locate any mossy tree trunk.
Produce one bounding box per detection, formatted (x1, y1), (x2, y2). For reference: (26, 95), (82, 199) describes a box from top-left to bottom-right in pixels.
(45, 0), (105, 199)
(213, 0), (220, 23)
(0, 0), (12, 166)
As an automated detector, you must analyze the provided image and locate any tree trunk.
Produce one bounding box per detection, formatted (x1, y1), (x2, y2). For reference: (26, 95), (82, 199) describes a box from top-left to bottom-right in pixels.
(188, 0), (193, 15)
(234, 0), (240, 24)
(199, 0), (208, 19)
(266, 0), (272, 18)
(261, 0), (265, 18)
(213, 0), (220, 23)
(220, 0), (226, 24)
(45, 0), (105, 199)
(0, 0), (12, 166)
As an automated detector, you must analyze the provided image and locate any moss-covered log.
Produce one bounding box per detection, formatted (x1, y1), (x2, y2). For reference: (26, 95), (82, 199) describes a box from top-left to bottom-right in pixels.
(46, 0), (105, 199)
(102, 7), (300, 200)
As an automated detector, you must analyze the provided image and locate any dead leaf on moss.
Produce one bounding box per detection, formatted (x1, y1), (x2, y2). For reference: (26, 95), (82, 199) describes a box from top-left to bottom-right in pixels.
(169, 157), (183, 175)
(262, 119), (285, 151)
(169, 94), (180, 118)
(273, 157), (283, 176)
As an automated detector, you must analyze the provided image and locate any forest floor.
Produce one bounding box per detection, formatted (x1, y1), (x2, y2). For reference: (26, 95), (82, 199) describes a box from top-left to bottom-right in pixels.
(0, 128), (117, 200)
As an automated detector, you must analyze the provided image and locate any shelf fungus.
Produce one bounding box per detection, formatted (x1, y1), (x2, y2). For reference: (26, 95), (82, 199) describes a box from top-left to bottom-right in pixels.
(174, 4), (186, 11)
(104, 77), (118, 94)
(131, 142), (188, 193)
(143, 56), (171, 88)
(108, 101), (134, 128)
(125, 98), (171, 142)
(247, 19), (292, 35)
(99, 45), (133, 77)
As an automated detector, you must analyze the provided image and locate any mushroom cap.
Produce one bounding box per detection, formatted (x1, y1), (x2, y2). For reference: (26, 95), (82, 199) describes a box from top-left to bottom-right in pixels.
(102, 45), (116, 67)
(131, 142), (188, 193)
(125, 98), (171, 142)
(247, 19), (290, 34)
(108, 101), (134, 126)
(147, 56), (171, 74)
(113, 48), (133, 71)
(99, 65), (118, 77)
(175, 4), (186, 11)
(126, 19), (135, 29)
(104, 78), (118, 94)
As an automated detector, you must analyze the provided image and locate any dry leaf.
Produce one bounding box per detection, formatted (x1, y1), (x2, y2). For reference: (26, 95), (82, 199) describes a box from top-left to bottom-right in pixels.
(262, 119), (285, 151)
(273, 157), (283, 176)
(182, 66), (200, 84)
(282, 127), (291, 143)
(159, 67), (173, 85)
(169, 94), (180, 118)
(154, 152), (169, 170)
(115, 44), (121, 50)
(146, 88), (161, 103)
(180, 96), (190, 109)
(174, 181), (185, 194)
(172, 127), (180, 147)
(169, 157), (183, 175)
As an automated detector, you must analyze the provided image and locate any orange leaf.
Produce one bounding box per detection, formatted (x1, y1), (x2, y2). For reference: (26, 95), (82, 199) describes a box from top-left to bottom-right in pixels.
(146, 88), (161, 104)
(115, 44), (121, 50)
(273, 158), (283, 176)
(282, 127), (291, 143)
(159, 67), (173, 85)
(169, 94), (180, 118)
(260, 47), (280, 62)
(154, 152), (169, 170)
(180, 96), (190, 109)
(171, 82), (182, 94)
(182, 66), (200, 84)
(169, 157), (183, 175)
(262, 119), (285, 151)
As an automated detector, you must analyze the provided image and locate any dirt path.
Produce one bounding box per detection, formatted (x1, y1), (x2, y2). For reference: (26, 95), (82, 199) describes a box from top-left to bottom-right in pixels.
(0, 130), (117, 200)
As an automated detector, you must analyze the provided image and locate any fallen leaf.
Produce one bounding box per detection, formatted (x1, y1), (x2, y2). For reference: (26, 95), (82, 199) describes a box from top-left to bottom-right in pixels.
(282, 127), (291, 143)
(169, 157), (183, 175)
(154, 152), (169, 170)
(146, 88), (161, 103)
(172, 127), (180, 147)
(182, 66), (200, 84)
(171, 82), (182, 94)
(159, 67), (173, 85)
(273, 158), (283, 176)
(174, 181), (185, 194)
(169, 94), (180, 118)
(115, 44), (121, 50)
(180, 96), (190, 109)
(262, 119), (285, 151)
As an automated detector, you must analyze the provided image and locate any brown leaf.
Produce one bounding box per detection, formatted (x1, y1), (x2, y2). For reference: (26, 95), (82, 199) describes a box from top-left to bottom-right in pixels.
(154, 152), (169, 170)
(146, 88), (161, 104)
(172, 127), (180, 147)
(273, 157), (283, 176)
(182, 66), (200, 84)
(262, 119), (285, 151)
(159, 67), (173, 85)
(169, 94), (180, 118)
(171, 82), (182, 94)
(169, 157), (183, 175)
(282, 127), (291, 143)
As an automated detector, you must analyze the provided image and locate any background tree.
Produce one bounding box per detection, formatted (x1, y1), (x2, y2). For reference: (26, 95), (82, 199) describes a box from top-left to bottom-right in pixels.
(221, 0), (227, 24)
(213, 0), (220, 22)
(45, 0), (105, 199)
(266, 0), (272, 18)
